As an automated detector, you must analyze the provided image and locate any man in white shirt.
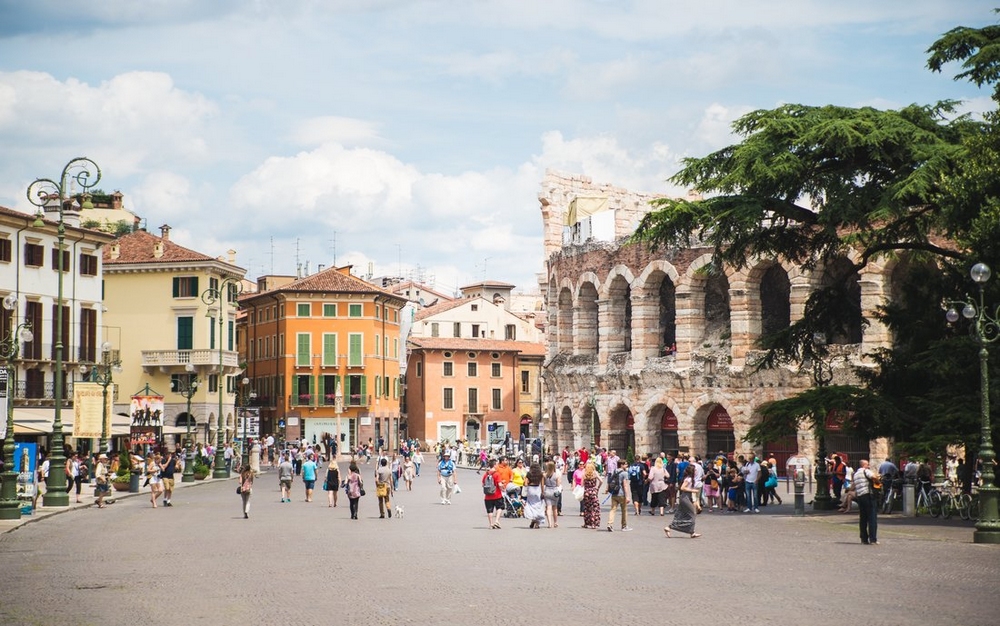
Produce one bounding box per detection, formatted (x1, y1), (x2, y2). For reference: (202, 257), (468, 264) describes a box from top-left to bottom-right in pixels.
(853, 460), (879, 545)
(742, 457), (761, 513)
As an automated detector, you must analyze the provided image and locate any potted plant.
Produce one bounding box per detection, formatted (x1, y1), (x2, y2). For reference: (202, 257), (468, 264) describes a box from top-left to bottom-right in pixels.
(192, 457), (210, 480)
(111, 468), (131, 492)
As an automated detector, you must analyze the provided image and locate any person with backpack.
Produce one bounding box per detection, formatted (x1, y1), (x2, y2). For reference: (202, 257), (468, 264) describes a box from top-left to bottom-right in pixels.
(628, 456), (649, 516)
(482, 458), (504, 529)
(605, 459), (632, 532)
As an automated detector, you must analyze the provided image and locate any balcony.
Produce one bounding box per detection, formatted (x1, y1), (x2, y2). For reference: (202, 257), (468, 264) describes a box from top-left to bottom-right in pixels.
(14, 381), (77, 405)
(141, 349), (240, 374)
(463, 404), (489, 415)
(346, 394), (369, 408)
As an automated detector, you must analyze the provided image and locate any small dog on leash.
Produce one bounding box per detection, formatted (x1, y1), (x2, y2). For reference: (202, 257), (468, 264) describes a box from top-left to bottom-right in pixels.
(394, 505), (404, 519)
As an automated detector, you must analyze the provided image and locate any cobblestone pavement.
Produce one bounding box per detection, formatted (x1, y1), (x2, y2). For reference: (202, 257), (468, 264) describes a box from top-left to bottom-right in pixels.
(1, 467), (998, 626)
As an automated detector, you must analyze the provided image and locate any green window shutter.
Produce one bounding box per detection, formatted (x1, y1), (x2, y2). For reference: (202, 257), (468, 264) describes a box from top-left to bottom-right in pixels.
(349, 334), (363, 366)
(172, 277), (180, 298)
(297, 334), (310, 366)
(360, 375), (367, 403)
(291, 376), (299, 401)
(192, 277), (199, 297)
(177, 317), (193, 350)
(310, 375), (317, 406)
(228, 320), (234, 351)
(209, 320), (216, 350)
(323, 334), (337, 366)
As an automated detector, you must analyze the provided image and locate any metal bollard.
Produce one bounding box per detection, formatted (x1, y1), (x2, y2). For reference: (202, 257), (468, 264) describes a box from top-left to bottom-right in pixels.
(794, 470), (806, 516)
(903, 481), (915, 517)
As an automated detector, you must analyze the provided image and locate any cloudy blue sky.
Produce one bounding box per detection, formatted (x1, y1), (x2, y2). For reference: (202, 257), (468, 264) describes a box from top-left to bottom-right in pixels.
(0, 1), (992, 293)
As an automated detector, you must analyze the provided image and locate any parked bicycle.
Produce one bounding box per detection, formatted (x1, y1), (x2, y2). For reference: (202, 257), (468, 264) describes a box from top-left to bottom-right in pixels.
(881, 476), (903, 514)
(915, 479), (943, 517)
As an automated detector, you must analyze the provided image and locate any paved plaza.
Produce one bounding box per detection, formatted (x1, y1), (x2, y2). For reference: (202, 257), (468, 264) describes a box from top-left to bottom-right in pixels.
(1, 466), (998, 625)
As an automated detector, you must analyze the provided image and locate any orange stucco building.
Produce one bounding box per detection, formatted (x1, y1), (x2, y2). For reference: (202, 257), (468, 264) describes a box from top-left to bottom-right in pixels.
(239, 266), (407, 452)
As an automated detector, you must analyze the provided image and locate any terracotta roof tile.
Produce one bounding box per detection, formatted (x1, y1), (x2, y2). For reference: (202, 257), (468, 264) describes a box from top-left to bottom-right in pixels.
(244, 265), (406, 300)
(407, 336), (546, 356)
(413, 298), (471, 321)
(103, 229), (220, 265)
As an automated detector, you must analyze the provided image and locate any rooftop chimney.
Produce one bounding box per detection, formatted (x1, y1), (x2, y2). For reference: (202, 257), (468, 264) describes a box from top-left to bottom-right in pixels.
(110, 243), (120, 260)
(153, 241), (164, 259)
(160, 224), (171, 241)
(227, 249), (236, 264)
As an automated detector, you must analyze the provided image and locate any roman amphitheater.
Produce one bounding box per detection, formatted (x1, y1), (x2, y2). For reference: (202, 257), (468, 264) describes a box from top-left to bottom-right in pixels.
(539, 171), (897, 472)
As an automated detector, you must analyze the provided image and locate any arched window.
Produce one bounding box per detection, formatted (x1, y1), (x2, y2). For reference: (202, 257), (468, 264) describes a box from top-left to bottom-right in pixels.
(760, 265), (791, 337)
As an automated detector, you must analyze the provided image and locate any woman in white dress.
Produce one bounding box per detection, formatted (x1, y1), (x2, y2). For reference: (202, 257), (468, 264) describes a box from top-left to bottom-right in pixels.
(523, 463), (547, 529)
(145, 453), (163, 508)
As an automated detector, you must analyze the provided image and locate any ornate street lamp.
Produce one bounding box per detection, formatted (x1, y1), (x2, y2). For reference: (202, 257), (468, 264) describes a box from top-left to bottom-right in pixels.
(172, 363), (198, 483)
(810, 332), (837, 511)
(589, 380), (597, 452)
(946, 262), (1000, 543)
(27, 157), (102, 507)
(0, 295), (33, 520)
(81, 342), (122, 456)
(238, 377), (257, 469)
(203, 278), (242, 479)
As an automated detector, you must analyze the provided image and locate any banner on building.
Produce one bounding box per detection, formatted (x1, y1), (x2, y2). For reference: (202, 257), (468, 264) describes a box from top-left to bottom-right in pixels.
(73, 382), (111, 439)
(130, 393), (164, 448)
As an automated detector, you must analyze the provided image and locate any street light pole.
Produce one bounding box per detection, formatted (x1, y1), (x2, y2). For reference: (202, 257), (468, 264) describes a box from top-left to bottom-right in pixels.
(589, 380), (597, 452)
(0, 295), (33, 520)
(946, 262), (1000, 543)
(173, 363), (198, 483)
(202, 277), (243, 479)
(810, 332), (836, 511)
(84, 342), (122, 457)
(27, 156), (102, 508)
(239, 377), (256, 469)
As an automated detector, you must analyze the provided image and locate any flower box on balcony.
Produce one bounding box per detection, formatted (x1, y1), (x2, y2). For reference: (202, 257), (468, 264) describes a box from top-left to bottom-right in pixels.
(297, 394), (312, 405)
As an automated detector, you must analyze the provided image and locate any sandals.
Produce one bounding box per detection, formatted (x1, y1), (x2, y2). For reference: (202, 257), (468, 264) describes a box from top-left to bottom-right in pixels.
(663, 528), (671, 538)
(691, 533), (702, 539)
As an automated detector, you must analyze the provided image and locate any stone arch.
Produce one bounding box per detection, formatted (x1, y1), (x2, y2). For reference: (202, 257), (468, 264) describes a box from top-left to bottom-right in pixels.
(606, 402), (635, 455)
(175, 412), (196, 428)
(819, 256), (862, 345)
(602, 269), (634, 356)
(576, 276), (600, 356)
(556, 405), (574, 450)
(557, 285), (574, 353)
(547, 275), (558, 354)
(632, 260), (680, 360)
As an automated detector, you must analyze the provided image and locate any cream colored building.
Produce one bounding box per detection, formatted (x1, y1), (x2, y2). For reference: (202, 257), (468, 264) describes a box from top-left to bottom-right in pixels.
(102, 225), (246, 446)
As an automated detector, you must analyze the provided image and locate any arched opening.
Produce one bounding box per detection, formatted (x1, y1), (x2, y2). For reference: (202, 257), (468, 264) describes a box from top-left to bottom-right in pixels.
(825, 411), (870, 465)
(659, 278), (677, 353)
(578, 282), (599, 355)
(606, 275), (631, 354)
(557, 287), (574, 352)
(763, 435), (798, 477)
(706, 405), (735, 458)
(703, 271), (731, 344)
(558, 405), (574, 448)
(606, 405), (634, 455)
(821, 257), (862, 345)
(466, 418), (481, 443)
(660, 407), (679, 454)
(175, 412), (196, 428)
(519, 415), (532, 440)
(760, 264), (791, 337)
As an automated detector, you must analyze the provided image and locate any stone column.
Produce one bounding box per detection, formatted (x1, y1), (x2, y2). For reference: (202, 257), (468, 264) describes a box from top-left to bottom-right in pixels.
(629, 292), (660, 362)
(673, 290), (702, 368)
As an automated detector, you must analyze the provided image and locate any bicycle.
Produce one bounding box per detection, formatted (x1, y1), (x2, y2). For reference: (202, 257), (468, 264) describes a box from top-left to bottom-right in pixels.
(881, 476), (903, 514)
(915, 480), (943, 517)
(939, 480), (972, 520)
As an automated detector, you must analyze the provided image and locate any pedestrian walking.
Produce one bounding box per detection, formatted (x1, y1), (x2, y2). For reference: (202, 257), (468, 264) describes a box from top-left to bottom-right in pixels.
(345, 463), (364, 519)
(647, 457), (669, 516)
(437, 450), (456, 504)
(543, 460), (561, 529)
(376, 457), (394, 518)
(94, 454), (110, 508)
(413, 450), (423, 476)
(160, 451), (179, 507)
(402, 456), (415, 491)
(145, 453), (163, 508)
(523, 463), (546, 528)
(301, 452), (318, 502)
(390, 454), (401, 492)
(278, 453), (294, 502)
(482, 458), (504, 529)
(606, 458), (632, 531)
(239, 465), (254, 519)
(664, 465), (701, 538)
(581, 462), (602, 529)
(324, 457), (340, 507)
(853, 460), (879, 545)
(629, 455), (648, 516)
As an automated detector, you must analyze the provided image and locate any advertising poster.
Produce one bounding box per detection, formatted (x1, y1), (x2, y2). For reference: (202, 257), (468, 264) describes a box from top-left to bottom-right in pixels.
(130, 393), (164, 448)
(236, 407), (260, 439)
(14, 442), (37, 500)
(73, 382), (110, 439)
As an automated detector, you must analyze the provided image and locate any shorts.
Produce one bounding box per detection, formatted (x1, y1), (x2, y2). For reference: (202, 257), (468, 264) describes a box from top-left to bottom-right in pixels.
(280, 479), (292, 490)
(95, 482), (110, 494)
(304, 480), (316, 490)
(161, 478), (175, 491)
(484, 499), (503, 513)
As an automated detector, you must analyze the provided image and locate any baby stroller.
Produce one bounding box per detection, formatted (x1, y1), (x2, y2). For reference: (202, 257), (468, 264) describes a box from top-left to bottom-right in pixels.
(502, 486), (524, 518)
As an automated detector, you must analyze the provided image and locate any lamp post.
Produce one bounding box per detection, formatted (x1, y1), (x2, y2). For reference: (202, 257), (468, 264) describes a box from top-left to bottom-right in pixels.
(202, 277), (243, 479)
(810, 332), (837, 511)
(238, 377), (257, 469)
(589, 380), (597, 452)
(946, 262), (1000, 543)
(172, 363), (198, 483)
(0, 295), (33, 520)
(82, 342), (122, 456)
(27, 157), (101, 507)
